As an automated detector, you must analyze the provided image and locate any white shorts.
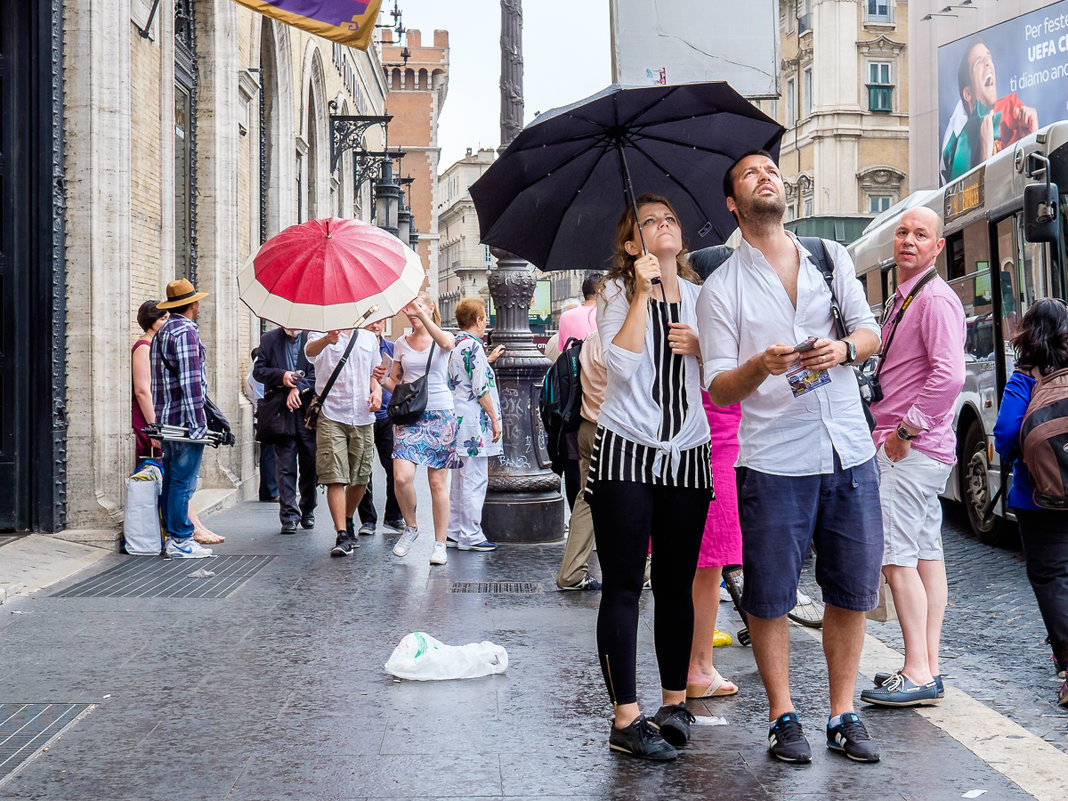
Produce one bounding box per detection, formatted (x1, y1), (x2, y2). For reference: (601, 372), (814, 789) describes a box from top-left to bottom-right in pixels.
(877, 444), (953, 567)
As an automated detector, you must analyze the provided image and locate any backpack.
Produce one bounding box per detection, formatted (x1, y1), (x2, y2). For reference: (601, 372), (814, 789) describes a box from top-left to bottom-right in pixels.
(539, 337), (584, 474)
(1019, 366), (1068, 509)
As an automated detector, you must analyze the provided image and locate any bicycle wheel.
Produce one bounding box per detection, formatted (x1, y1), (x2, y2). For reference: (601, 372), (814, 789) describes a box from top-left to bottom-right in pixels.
(787, 550), (825, 628)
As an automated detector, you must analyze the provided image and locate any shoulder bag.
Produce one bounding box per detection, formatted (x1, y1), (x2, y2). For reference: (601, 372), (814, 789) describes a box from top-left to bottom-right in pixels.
(304, 332), (361, 431)
(388, 342), (436, 425)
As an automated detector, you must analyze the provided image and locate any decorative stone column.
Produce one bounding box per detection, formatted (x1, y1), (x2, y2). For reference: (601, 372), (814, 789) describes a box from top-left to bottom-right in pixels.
(481, 0), (563, 543)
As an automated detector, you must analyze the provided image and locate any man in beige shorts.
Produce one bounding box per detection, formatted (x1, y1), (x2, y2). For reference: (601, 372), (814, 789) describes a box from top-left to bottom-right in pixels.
(305, 328), (382, 557)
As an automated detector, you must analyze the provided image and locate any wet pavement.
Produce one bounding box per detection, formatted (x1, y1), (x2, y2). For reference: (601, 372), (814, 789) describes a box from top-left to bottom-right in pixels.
(0, 463), (1064, 800)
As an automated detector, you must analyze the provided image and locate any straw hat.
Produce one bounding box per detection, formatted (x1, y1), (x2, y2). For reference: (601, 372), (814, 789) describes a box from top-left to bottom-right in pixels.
(157, 278), (208, 309)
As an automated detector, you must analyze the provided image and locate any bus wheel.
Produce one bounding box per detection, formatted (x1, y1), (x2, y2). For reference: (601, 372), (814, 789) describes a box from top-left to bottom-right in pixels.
(960, 419), (1011, 546)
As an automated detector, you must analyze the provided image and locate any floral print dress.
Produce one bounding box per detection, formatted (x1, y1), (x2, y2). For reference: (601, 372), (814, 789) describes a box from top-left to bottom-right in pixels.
(447, 332), (504, 459)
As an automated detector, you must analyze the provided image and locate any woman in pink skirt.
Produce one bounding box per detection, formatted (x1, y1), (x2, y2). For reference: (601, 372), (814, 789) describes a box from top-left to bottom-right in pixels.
(687, 392), (742, 698)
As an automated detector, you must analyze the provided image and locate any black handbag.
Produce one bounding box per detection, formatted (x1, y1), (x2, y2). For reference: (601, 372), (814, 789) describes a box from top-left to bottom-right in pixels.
(204, 396), (235, 446)
(256, 386), (298, 442)
(388, 342), (436, 425)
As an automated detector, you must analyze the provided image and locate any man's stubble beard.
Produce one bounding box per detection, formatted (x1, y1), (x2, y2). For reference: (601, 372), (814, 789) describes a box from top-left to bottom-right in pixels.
(740, 193), (786, 227)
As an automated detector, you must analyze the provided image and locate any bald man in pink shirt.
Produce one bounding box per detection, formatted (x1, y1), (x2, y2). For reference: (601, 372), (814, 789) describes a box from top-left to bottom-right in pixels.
(862, 207), (966, 707)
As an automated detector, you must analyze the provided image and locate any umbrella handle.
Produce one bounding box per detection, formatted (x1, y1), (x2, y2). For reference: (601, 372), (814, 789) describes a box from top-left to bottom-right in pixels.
(616, 141), (664, 293)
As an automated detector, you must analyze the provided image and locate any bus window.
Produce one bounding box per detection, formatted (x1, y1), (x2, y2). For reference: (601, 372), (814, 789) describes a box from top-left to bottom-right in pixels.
(946, 233), (966, 280)
(996, 217), (1020, 373)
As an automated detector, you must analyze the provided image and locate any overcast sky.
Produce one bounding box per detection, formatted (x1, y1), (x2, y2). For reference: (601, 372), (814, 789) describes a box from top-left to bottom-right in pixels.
(395, 0), (612, 170)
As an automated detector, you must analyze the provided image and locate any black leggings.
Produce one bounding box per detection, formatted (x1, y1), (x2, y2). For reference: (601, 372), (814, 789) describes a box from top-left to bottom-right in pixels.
(1014, 508), (1068, 655)
(590, 480), (710, 706)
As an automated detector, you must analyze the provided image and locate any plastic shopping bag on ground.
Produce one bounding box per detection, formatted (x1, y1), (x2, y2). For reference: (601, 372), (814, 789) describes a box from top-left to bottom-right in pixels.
(384, 632), (508, 681)
(123, 461), (164, 556)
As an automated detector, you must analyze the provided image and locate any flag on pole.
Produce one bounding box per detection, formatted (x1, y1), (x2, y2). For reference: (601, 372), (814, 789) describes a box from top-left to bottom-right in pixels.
(232, 0), (383, 50)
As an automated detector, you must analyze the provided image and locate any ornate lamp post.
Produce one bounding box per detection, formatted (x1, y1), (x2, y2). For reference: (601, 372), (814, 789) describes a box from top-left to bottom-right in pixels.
(481, 0), (564, 543)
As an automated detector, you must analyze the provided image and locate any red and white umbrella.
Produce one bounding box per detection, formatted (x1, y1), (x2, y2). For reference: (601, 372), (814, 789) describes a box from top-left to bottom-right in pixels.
(238, 217), (425, 330)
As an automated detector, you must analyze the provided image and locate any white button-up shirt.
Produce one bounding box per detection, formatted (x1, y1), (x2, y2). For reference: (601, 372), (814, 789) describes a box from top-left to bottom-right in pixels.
(696, 234), (880, 475)
(305, 329), (378, 427)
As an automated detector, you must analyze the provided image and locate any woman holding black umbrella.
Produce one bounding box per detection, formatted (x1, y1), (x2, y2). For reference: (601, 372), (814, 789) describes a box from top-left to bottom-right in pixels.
(584, 193), (713, 760)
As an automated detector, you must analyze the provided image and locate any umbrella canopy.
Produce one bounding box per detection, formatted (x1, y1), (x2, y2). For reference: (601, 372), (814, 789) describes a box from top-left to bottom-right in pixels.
(469, 82), (784, 272)
(238, 217), (424, 331)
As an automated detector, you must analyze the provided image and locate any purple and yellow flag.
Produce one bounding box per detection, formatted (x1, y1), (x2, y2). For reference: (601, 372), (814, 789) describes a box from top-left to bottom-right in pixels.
(233, 0), (382, 50)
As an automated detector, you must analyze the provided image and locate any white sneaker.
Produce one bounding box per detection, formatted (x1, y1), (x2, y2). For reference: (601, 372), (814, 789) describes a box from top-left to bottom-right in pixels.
(165, 538), (213, 559)
(429, 541), (448, 565)
(392, 526), (418, 557)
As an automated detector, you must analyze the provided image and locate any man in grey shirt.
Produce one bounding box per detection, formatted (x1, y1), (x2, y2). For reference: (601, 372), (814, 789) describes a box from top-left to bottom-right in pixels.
(697, 150), (883, 764)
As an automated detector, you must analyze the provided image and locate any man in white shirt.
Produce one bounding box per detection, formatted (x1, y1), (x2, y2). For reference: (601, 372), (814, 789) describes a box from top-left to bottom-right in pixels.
(305, 328), (382, 557)
(697, 151), (883, 765)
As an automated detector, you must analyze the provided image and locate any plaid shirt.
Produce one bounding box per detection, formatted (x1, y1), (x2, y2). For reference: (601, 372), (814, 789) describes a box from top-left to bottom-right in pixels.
(151, 314), (207, 438)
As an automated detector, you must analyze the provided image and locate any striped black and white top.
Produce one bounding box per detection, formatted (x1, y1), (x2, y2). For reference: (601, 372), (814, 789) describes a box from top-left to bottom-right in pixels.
(586, 279), (713, 497)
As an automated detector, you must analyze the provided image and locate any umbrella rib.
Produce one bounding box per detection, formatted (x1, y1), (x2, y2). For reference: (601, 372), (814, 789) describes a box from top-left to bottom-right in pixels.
(628, 129), (773, 157)
(625, 138), (721, 234)
(482, 138), (615, 241)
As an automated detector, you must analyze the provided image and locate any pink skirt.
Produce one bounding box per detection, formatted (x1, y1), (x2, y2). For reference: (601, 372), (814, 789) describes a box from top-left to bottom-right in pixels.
(698, 392), (743, 568)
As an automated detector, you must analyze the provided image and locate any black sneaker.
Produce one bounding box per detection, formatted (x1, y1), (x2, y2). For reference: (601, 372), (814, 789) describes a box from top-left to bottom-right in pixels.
(650, 703), (695, 747)
(560, 573), (602, 591)
(768, 712), (811, 763)
(280, 521), (297, 535)
(330, 531), (358, 557)
(826, 712), (880, 762)
(608, 715), (677, 761)
(300, 513), (315, 530)
(357, 522), (376, 536)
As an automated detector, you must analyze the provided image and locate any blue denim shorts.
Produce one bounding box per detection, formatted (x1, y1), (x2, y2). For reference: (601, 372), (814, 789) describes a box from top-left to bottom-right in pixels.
(737, 455), (882, 619)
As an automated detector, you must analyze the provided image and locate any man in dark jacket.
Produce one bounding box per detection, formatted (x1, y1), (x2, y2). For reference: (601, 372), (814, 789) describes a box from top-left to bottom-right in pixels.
(253, 327), (318, 534)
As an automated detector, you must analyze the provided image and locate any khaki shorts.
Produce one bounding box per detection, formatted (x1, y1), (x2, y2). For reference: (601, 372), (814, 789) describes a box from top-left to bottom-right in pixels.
(315, 416), (374, 486)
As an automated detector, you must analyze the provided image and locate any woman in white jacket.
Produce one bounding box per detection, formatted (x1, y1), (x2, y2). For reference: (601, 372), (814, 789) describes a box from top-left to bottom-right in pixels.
(585, 193), (712, 761)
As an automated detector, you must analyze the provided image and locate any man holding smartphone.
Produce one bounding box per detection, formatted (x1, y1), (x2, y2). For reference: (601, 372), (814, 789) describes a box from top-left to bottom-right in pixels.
(359, 318), (404, 536)
(697, 150), (883, 764)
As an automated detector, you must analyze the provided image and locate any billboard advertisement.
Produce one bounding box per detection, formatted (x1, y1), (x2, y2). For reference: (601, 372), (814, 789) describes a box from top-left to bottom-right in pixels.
(937, 1), (1068, 185)
(610, 0), (779, 98)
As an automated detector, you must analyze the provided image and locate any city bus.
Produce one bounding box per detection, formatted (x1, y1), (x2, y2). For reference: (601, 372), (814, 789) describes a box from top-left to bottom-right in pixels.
(847, 121), (1067, 545)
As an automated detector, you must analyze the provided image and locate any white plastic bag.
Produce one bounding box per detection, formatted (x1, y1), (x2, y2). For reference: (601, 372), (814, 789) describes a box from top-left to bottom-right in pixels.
(384, 632), (508, 681)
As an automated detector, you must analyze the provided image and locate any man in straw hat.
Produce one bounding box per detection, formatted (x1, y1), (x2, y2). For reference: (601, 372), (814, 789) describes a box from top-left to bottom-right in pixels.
(151, 278), (215, 558)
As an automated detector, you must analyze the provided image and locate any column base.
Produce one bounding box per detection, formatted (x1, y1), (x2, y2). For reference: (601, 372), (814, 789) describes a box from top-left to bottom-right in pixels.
(482, 491), (564, 544)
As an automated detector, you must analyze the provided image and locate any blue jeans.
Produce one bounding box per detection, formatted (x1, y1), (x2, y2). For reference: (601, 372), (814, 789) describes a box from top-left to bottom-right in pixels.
(161, 441), (205, 541)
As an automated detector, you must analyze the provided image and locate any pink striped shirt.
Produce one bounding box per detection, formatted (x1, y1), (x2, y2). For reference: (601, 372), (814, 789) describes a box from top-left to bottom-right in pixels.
(871, 269), (966, 464)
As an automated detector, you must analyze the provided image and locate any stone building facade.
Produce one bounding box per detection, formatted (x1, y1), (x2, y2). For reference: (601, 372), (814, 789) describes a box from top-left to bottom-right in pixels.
(3, 0), (391, 542)
(437, 148), (496, 326)
(380, 29), (449, 300)
(764, 0), (910, 244)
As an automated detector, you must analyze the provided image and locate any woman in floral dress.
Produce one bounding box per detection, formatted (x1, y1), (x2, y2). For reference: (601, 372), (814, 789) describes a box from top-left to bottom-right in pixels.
(446, 298), (504, 551)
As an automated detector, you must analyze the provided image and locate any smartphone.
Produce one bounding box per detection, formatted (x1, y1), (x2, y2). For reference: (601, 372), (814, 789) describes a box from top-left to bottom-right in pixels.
(793, 336), (818, 353)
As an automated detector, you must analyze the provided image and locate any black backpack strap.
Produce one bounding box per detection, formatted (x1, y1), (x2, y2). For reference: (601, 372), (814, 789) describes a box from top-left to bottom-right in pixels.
(799, 236), (847, 340)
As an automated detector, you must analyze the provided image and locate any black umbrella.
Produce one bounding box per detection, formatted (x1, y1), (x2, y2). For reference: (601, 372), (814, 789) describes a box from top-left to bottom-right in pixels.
(469, 82), (784, 272)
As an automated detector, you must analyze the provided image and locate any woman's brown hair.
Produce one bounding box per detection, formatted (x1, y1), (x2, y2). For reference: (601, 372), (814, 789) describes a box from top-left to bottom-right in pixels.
(602, 193), (701, 303)
(455, 297), (486, 329)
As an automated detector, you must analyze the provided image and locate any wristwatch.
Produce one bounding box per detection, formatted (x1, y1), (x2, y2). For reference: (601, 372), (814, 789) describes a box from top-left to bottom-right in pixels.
(896, 423), (917, 441)
(841, 339), (857, 365)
